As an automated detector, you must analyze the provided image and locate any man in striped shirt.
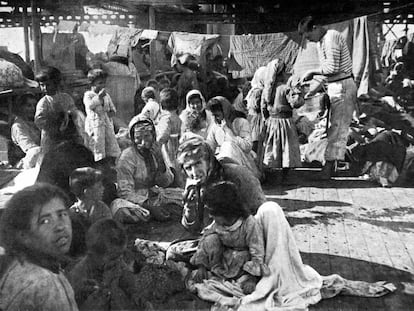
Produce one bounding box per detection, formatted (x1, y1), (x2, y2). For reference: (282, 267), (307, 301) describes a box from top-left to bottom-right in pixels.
(298, 16), (357, 180)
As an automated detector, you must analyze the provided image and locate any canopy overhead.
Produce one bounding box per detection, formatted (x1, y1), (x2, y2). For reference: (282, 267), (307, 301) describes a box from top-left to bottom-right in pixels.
(1, 1), (414, 32)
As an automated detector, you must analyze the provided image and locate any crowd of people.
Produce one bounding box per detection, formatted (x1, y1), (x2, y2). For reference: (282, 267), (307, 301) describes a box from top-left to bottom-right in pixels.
(0, 15), (405, 310)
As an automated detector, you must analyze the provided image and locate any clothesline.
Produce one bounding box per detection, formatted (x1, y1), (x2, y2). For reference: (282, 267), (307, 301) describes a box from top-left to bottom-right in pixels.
(130, 2), (414, 39)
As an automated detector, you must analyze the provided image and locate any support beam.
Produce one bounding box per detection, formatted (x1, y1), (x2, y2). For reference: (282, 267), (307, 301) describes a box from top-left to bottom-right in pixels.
(149, 5), (156, 78)
(31, 0), (42, 73)
(22, 5), (30, 63)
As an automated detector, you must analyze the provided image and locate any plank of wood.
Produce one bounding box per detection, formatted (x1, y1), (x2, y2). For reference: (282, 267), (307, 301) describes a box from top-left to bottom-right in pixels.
(308, 185), (331, 276)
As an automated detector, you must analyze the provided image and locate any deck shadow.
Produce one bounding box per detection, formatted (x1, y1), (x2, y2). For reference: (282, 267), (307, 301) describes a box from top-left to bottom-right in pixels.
(302, 252), (414, 310)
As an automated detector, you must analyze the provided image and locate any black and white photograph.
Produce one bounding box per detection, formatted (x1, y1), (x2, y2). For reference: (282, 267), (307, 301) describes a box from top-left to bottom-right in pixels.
(0, 0), (414, 310)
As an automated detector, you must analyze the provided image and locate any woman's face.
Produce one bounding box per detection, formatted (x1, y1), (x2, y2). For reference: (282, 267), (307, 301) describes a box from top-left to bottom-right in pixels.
(182, 157), (210, 184)
(133, 127), (154, 151)
(189, 97), (203, 112)
(23, 198), (72, 257)
(39, 80), (59, 95)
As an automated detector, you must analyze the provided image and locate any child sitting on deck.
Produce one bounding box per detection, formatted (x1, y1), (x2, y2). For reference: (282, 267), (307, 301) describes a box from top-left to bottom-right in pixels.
(190, 181), (269, 294)
(68, 167), (112, 256)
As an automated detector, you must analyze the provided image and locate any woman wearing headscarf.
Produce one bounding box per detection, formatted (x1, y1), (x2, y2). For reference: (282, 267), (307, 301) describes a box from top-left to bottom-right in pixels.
(206, 96), (261, 179)
(179, 89), (213, 138)
(176, 136), (266, 233)
(115, 115), (182, 221)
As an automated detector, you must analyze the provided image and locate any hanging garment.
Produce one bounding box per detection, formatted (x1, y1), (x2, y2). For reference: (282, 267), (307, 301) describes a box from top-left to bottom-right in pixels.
(229, 32), (300, 78)
(168, 32), (221, 67)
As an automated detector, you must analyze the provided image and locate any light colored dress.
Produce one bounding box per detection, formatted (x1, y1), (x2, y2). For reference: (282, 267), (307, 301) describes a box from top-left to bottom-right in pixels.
(0, 259), (78, 311)
(11, 116), (42, 168)
(83, 90), (121, 161)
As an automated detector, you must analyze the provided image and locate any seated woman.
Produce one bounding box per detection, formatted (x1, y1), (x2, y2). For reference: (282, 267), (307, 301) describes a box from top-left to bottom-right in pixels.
(206, 96), (261, 179)
(10, 93), (42, 169)
(0, 183), (78, 310)
(115, 115), (182, 222)
(180, 89), (212, 138)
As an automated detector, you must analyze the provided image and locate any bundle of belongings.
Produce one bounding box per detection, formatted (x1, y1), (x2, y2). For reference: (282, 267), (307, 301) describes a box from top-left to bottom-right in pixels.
(0, 54), (38, 91)
(295, 70), (414, 187)
(68, 234), (208, 311)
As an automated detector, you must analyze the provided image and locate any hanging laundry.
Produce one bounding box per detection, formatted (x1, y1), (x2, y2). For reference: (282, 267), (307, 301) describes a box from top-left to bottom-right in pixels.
(168, 32), (221, 67)
(229, 32), (301, 78)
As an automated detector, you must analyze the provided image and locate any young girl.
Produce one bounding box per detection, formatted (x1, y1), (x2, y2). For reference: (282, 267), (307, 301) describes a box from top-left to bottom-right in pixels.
(34, 66), (83, 155)
(259, 63), (304, 182)
(84, 69), (121, 164)
(139, 86), (161, 123)
(156, 88), (182, 186)
(190, 181), (269, 294)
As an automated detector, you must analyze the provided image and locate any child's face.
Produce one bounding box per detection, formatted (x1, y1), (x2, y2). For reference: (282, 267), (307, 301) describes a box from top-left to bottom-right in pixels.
(85, 181), (104, 202)
(39, 80), (59, 95)
(211, 214), (237, 227)
(91, 78), (106, 93)
(22, 198), (72, 257)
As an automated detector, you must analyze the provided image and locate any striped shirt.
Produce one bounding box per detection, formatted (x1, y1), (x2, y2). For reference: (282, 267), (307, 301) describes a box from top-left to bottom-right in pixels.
(317, 29), (352, 76)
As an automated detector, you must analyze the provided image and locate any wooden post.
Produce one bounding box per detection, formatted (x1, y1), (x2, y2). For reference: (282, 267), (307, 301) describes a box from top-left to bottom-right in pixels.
(149, 6), (156, 78)
(31, 0), (41, 73)
(22, 6), (30, 63)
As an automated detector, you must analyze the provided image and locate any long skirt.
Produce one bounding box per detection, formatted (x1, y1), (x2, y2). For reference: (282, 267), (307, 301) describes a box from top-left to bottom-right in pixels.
(260, 117), (302, 169)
